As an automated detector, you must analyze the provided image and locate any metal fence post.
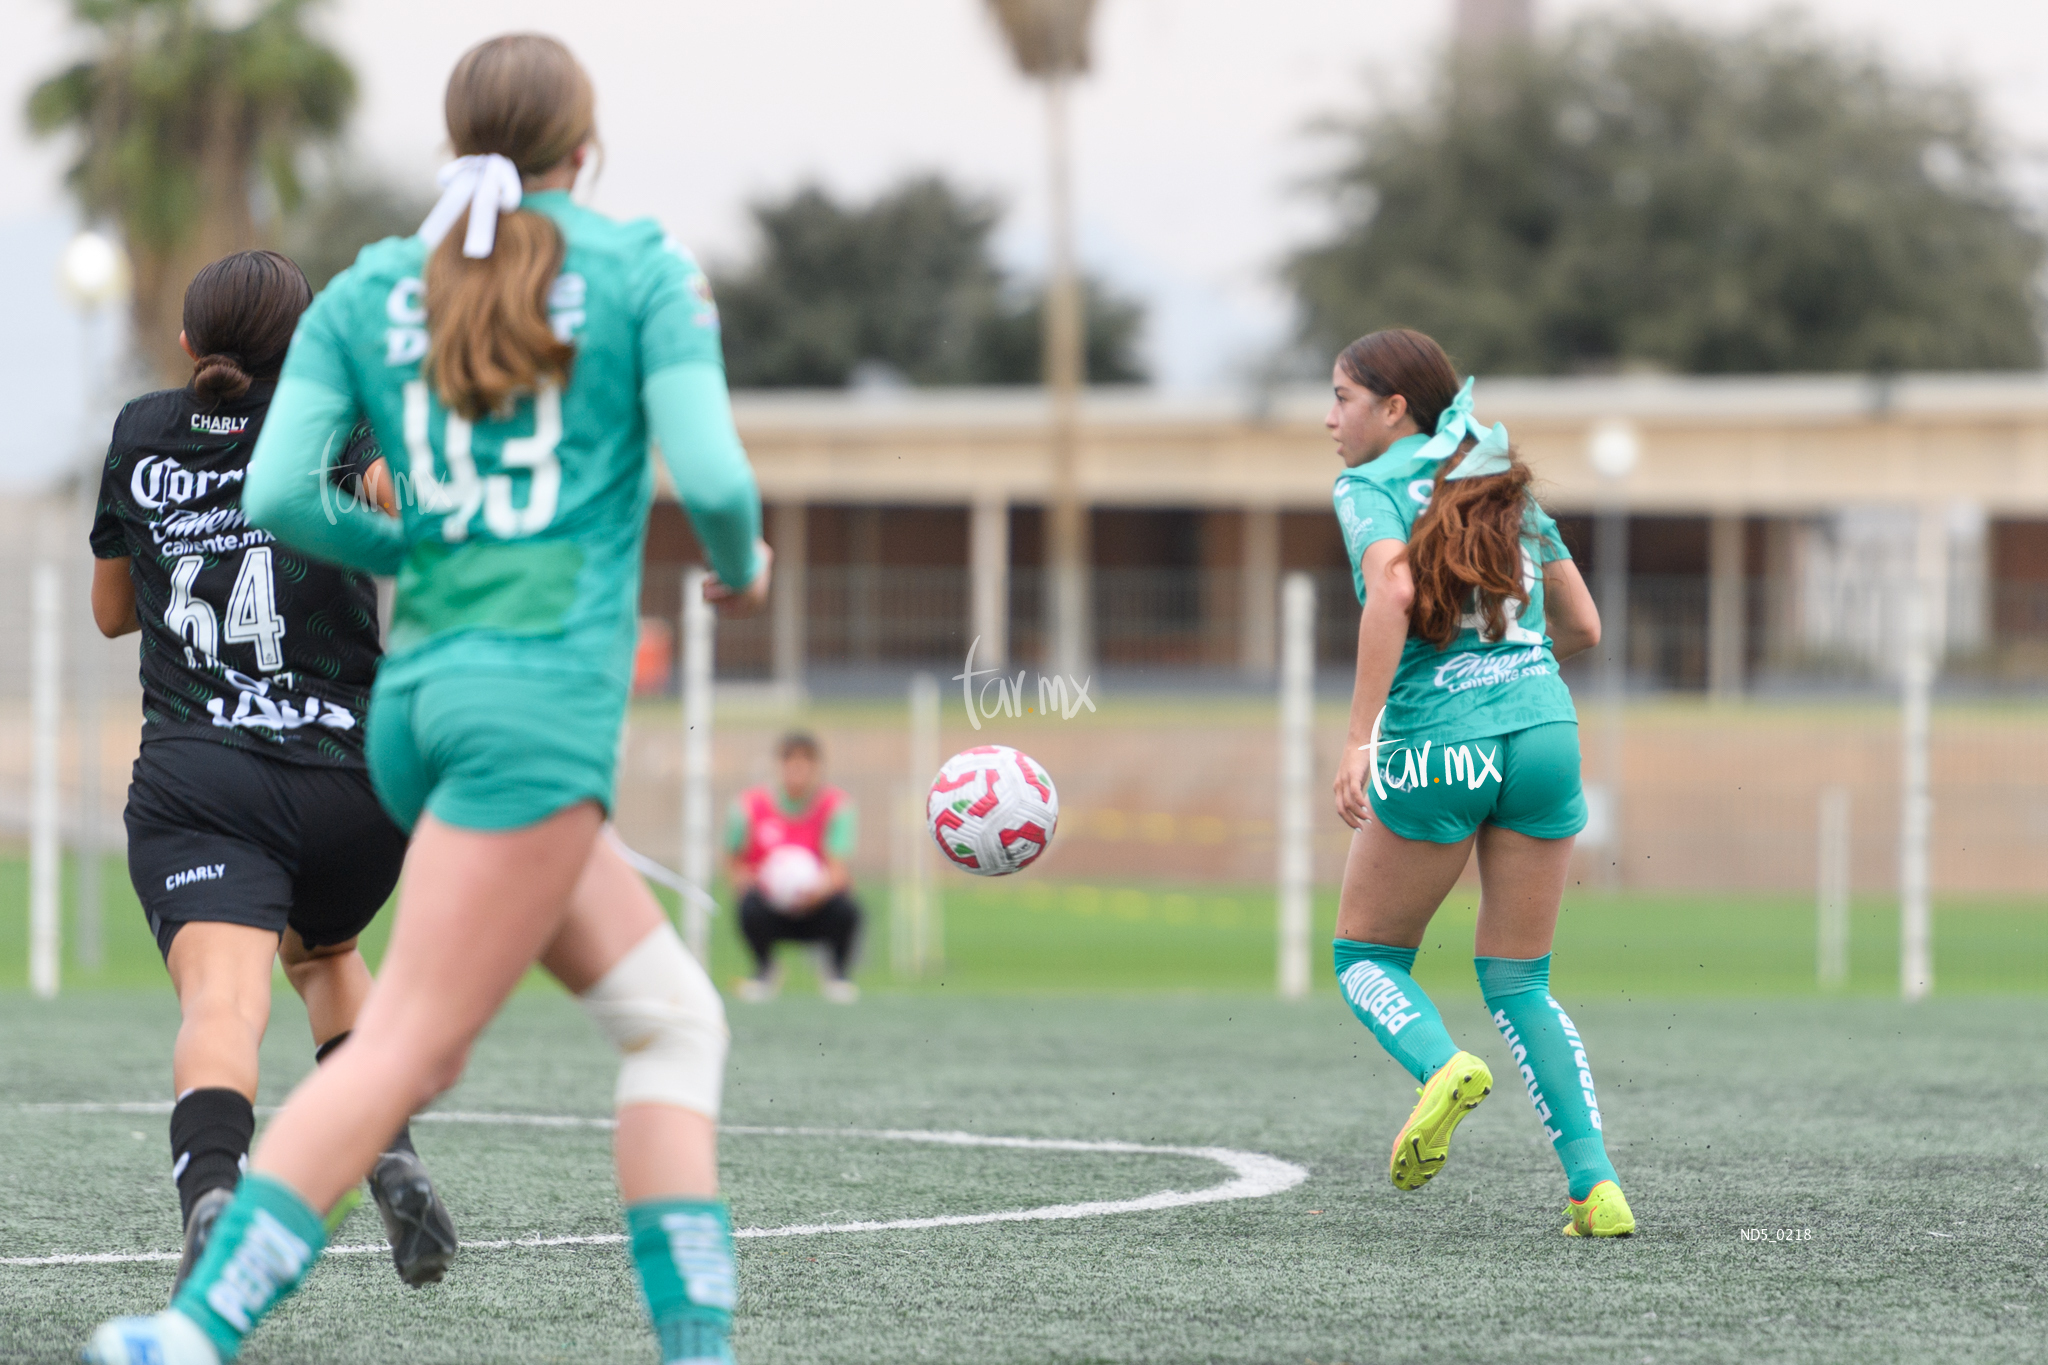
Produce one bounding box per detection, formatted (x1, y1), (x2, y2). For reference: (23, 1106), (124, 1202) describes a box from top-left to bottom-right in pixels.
(1817, 786), (1850, 989)
(681, 569), (714, 966)
(1277, 572), (1315, 1000)
(30, 564), (61, 999)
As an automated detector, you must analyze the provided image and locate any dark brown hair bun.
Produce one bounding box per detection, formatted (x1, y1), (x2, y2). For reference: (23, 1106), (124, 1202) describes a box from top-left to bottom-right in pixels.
(182, 250), (313, 407)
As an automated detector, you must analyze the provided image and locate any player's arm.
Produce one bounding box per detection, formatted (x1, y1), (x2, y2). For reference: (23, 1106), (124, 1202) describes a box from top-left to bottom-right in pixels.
(643, 362), (769, 615)
(326, 419), (398, 518)
(244, 283), (407, 571)
(90, 558), (139, 638)
(1542, 559), (1601, 662)
(244, 376), (406, 573)
(1335, 538), (1412, 830)
(636, 235), (768, 613)
(361, 458), (398, 517)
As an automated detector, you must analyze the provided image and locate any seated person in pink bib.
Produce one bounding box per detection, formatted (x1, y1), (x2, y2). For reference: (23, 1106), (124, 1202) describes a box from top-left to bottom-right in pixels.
(727, 731), (861, 1002)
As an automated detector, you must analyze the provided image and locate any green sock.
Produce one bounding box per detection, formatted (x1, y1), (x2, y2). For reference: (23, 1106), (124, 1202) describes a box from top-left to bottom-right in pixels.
(170, 1172), (327, 1361)
(1333, 940), (1460, 1085)
(1476, 954), (1619, 1200)
(626, 1197), (737, 1365)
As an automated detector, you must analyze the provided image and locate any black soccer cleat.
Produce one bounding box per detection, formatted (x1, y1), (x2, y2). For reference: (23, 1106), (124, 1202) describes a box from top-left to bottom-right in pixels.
(367, 1149), (458, 1286)
(169, 1186), (235, 1303)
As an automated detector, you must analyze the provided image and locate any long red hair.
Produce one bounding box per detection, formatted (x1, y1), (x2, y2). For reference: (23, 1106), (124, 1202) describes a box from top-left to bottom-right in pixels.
(1339, 328), (1535, 649)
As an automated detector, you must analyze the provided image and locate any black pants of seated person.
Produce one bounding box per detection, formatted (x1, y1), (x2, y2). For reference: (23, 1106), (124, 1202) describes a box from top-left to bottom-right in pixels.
(738, 890), (862, 980)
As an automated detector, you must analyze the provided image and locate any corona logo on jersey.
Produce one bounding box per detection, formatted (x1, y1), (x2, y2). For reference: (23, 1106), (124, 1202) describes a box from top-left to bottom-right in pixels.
(925, 745), (1059, 877)
(130, 456), (246, 512)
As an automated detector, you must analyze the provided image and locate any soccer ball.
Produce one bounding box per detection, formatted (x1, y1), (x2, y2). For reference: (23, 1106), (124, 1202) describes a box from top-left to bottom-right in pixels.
(757, 844), (827, 910)
(926, 745), (1059, 876)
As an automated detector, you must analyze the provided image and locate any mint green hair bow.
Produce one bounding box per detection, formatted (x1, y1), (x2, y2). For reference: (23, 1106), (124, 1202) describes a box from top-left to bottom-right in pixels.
(1418, 377), (1513, 481)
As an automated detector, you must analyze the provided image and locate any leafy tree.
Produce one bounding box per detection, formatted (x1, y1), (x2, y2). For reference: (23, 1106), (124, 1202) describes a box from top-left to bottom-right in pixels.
(714, 175), (1147, 387)
(29, 0), (354, 382)
(280, 173), (434, 292)
(967, 280), (1148, 387)
(1288, 15), (2046, 375)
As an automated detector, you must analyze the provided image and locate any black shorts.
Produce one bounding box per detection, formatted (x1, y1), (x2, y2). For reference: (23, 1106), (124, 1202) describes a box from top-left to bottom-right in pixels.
(125, 738), (408, 959)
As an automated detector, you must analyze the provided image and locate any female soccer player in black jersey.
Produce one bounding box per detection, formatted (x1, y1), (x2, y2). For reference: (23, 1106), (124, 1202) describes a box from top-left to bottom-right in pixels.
(88, 250), (456, 1293)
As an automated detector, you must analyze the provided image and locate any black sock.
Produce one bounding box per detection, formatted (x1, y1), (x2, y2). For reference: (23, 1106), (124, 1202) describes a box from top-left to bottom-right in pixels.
(314, 1029), (416, 1156)
(169, 1088), (254, 1226)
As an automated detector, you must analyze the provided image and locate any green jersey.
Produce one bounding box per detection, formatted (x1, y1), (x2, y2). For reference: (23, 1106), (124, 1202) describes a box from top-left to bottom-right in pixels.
(262, 189), (759, 692)
(1333, 432), (1578, 740)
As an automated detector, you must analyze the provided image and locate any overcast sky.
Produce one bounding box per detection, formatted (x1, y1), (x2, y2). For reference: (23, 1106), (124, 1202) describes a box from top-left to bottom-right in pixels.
(4, 0), (2048, 481)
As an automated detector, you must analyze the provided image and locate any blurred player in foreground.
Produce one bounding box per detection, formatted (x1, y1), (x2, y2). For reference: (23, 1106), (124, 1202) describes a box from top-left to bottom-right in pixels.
(88, 250), (456, 1294)
(1325, 328), (1633, 1237)
(729, 731), (863, 1003)
(87, 33), (768, 1365)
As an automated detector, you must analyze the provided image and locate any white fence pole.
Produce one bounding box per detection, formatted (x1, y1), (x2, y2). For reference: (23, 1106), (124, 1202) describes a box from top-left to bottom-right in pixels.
(681, 569), (714, 966)
(910, 672), (941, 972)
(72, 478), (103, 972)
(1596, 506), (1630, 889)
(890, 784), (919, 979)
(1277, 572), (1315, 1000)
(30, 564), (61, 999)
(894, 673), (942, 977)
(970, 498), (1009, 671)
(1816, 785), (1850, 990)
(1899, 526), (1938, 1002)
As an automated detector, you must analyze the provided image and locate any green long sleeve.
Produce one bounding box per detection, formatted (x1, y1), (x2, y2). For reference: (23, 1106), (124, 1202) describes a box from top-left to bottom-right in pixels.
(643, 361), (762, 591)
(243, 376), (407, 575)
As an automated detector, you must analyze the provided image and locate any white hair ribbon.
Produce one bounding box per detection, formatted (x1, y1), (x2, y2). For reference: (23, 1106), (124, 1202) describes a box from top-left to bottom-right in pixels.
(1417, 376), (1514, 481)
(418, 154), (525, 259)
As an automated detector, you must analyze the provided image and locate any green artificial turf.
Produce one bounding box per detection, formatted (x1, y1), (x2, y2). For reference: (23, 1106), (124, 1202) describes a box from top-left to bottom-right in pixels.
(5, 855), (2044, 999)
(2, 991), (2045, 1363)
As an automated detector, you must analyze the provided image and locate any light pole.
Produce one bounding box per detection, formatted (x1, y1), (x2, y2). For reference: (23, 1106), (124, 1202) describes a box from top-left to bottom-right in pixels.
(58, 228), (130, 979)
(986, 0), (1098, 681)
(1587, 419), (1638, 892)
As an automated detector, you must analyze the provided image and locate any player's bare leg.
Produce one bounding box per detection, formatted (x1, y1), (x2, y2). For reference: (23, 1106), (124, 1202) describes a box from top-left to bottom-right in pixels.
(280, 930), (459, 1283)
(542, 835), (734, 1359)
(251, 804), (603, 1208)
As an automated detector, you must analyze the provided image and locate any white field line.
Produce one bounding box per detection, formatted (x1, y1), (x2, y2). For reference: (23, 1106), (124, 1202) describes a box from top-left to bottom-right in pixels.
(2, 1109), (1309, 1268)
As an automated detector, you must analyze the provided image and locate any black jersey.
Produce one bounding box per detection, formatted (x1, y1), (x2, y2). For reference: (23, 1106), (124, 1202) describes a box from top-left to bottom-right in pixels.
(90, 382), (383, 768)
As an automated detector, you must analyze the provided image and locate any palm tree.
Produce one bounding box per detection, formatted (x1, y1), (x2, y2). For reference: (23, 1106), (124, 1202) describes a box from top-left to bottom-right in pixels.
(985, 0), (1098, 680)
(28, 0), (355, 382)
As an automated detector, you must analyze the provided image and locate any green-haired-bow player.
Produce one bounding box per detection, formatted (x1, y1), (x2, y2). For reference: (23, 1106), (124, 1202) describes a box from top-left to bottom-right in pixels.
(1323, 327), (1634, 1239)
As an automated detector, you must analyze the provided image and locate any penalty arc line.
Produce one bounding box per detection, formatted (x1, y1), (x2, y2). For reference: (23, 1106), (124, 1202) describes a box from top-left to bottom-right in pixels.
(1, 1111), (1309, 1268)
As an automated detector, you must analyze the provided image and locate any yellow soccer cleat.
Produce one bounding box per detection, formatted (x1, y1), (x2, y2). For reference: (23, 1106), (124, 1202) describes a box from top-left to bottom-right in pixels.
(1562, 1180), (1636, 1237)
(1388, 1050), (1492, 1190)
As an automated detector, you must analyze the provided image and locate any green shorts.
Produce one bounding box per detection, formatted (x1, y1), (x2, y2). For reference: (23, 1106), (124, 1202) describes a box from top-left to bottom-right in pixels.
(1366, 720), (1586, 845)
(365, 668), (625, 833)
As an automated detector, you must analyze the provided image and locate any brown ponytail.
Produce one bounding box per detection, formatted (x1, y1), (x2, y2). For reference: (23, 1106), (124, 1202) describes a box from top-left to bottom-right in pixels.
(1338, 328), (1536, 649)
(426, 34), (593, 420)
(182, 250), (312, 406)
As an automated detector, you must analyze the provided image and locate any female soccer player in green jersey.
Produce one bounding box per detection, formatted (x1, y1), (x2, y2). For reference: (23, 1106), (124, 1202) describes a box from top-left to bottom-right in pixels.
(86, 35), (767, 1365)
(1324, 328), (1634, 1237)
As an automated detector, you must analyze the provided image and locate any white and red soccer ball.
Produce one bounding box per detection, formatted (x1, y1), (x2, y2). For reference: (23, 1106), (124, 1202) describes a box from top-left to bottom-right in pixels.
(926, 745), (1059, 876)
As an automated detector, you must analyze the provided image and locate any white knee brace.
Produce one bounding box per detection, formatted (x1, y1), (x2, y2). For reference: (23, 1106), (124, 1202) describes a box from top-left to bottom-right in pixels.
(577, 921), (729, 1119)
